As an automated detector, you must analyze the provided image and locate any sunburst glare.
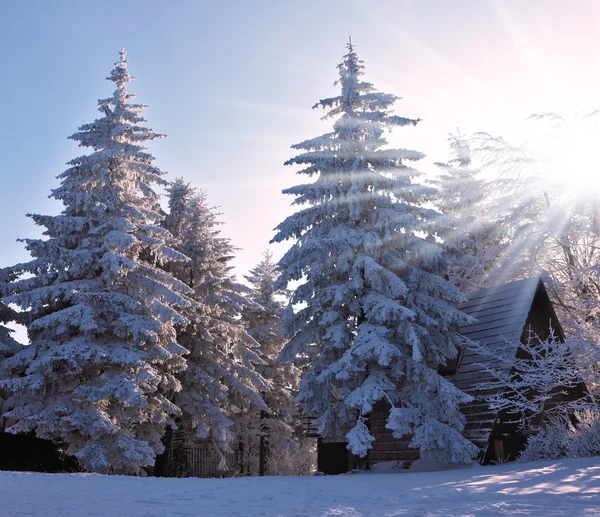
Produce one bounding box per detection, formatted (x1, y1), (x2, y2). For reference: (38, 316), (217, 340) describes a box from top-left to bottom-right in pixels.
(530, 112), (600, 198)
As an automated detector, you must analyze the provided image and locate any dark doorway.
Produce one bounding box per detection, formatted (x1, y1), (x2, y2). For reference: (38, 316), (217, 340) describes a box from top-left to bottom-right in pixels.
(317, 440), (350, 474)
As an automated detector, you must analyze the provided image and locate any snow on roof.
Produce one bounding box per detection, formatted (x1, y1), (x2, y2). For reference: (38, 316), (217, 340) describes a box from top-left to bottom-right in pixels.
(453, 277), (541, 450)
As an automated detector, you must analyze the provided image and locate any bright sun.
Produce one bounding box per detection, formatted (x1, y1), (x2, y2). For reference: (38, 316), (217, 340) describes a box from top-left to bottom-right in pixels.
(533, 114), (600, 197)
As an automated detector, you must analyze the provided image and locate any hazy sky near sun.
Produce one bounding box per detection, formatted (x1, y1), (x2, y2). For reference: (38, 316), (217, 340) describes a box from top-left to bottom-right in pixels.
(1, 0), (600, 281)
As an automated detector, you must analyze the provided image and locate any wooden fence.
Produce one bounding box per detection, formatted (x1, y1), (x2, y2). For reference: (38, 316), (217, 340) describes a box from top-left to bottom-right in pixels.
(167, 441), (238, 478)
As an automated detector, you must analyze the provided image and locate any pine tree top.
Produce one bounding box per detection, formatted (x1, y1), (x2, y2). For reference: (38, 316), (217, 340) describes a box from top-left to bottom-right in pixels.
(107, 48), (133, 87)
(308, 40), (420, 133)
(47, 49), (167, 224)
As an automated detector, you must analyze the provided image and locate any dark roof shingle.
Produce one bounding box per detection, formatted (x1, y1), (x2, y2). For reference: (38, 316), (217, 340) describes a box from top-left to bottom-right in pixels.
(454, 277), (540, 450)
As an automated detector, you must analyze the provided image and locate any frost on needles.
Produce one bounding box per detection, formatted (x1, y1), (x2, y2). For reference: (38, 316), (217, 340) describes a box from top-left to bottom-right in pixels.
(431, 133), (506, 294)
(272, 42), (479, 464)
(0, 50), (194, 474)
(240, 250), (301, 475)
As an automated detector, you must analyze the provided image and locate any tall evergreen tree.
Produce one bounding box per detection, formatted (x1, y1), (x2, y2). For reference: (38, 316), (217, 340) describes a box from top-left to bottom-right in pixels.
(0, 50), (193, 474)
(272, 42), (478, 463)
(163, 179), (269, 469)
(432, 133), (505, 292)
(240, 250), (300, 475)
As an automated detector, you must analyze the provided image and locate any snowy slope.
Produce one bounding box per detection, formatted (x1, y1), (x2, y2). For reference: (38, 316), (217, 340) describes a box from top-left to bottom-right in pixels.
(3, 457), (600, 516)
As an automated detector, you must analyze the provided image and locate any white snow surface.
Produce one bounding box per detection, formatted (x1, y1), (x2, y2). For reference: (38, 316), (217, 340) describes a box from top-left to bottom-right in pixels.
(4, 457), (600, 516)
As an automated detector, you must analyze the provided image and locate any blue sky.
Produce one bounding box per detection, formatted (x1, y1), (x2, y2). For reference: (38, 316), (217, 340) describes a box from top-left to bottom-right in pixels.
(2, 0), (600, 284)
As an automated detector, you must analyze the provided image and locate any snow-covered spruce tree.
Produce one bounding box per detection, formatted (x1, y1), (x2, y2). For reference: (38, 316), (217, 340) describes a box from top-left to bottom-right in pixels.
(240, 250), (304, 475)
(272, 42), (478, 464)
(470, 131), (550, 288)
(431, 133), (505, 293)
(163, 179), (270, 471)
(0, 49), (194, 474)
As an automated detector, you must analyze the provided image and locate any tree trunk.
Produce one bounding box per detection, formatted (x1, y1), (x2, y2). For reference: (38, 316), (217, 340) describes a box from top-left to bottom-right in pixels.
(259, 410), (269, 476)
(153, 425), (173, 477)
(238, 439), (244, 475)
(365, 413), (371, 471)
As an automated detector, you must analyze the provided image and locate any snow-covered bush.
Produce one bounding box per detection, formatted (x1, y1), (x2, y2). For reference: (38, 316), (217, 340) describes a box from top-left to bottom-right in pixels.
(518, 419), (571, 462)
(566, 410), (600, 458)
(264, 436), (316, 476)
(520, 410), (600, 462)
(473, 323), (600, 463)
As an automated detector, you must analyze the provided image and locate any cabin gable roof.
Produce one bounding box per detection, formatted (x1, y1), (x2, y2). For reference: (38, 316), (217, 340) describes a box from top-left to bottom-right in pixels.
(453, 277), (543, 453)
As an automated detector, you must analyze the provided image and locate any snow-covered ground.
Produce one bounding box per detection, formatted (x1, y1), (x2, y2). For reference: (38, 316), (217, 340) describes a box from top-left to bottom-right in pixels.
(4, 457), (600, 516)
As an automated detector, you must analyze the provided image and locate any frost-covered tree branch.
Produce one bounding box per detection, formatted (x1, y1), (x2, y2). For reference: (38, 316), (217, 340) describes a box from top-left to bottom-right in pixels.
(472, 327), (591, 431)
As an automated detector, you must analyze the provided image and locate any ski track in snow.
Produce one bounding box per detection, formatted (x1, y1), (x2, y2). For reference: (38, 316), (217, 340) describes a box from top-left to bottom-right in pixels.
(3, 457), (600, 516)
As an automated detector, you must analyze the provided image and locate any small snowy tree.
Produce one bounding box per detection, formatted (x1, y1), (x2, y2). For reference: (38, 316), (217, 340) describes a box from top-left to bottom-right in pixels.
(432, 133), (506, 292)
(272, 42), (478, 464)
(163, 179), (270, 470)
(518, 417), (571, 462)
(240, 250), (302, 475)
(0, 50), (193, 474)
(472, 327), (591, 431)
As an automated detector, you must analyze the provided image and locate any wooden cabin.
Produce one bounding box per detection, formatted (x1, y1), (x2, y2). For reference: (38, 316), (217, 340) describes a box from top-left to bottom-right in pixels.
(453, 276), (587, 464)
(316, 277), (586, 473)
